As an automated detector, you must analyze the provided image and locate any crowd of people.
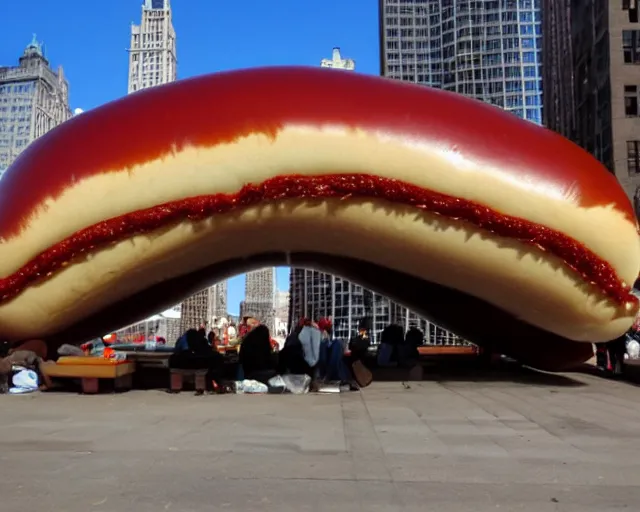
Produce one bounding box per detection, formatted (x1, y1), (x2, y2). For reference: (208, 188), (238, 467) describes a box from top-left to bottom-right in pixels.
(165, 317), (429, 393)
(2, 317), (636, 395)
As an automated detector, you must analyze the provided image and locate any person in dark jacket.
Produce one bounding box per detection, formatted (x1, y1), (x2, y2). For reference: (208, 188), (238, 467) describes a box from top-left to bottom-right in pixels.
(238, 324), (275, 382)
(398, 327), (422, 368)
(169, 329), (223, 391)
(277, 319), (312, 376)
(377, 324), (404, 367)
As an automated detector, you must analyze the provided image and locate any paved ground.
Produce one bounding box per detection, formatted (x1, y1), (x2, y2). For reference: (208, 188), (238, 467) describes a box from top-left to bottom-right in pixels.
(1, 367), (640, 511)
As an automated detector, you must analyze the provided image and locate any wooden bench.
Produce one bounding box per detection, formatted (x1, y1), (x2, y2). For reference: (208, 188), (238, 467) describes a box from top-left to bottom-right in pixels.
(41, 357), (136, 394)
(169, 368), (208, 394)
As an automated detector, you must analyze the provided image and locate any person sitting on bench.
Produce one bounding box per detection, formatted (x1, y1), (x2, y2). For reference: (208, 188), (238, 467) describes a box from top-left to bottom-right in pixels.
(169, 329), (223, 391)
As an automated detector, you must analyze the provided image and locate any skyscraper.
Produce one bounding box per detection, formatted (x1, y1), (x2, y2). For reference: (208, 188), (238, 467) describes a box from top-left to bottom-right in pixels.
(0, 35), (72, 175)
(541, 0), (575, 140)
(243, 268), (277, 332)
(320, 47), (356, 70)
(543, 1), (640, 210)
(379, 0), (543, 124)
(127, 0), (177, 94)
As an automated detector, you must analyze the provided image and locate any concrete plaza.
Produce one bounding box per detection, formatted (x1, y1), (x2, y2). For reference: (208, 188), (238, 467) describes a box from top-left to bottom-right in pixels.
(1, 367), (640, 511)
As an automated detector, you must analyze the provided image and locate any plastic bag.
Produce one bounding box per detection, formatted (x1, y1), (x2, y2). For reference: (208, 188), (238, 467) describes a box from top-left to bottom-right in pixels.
(626, 338), (640, 360)
(10, 369), (38, 394)
(235, 379), (268, 394)
(282, 374), (311, 395)
(267, 375), (287, 394)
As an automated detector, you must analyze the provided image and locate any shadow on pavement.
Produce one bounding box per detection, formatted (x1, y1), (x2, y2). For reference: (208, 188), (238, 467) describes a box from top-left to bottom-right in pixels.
(372, 356), (587, 388)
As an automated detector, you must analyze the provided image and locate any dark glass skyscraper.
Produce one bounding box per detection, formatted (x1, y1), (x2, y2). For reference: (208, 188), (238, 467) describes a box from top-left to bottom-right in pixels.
(379, 0), (543, 124)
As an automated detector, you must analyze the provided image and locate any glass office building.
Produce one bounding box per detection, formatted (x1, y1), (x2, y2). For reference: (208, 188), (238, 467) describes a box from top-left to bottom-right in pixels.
(379, 0), (543, 124)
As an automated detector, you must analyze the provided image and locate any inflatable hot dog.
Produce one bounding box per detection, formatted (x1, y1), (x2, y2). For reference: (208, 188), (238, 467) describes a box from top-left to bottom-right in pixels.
(0, 67), (638, 370)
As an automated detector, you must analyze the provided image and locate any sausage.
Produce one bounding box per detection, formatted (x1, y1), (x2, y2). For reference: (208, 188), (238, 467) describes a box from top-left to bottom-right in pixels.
(0, 67), (637, 369)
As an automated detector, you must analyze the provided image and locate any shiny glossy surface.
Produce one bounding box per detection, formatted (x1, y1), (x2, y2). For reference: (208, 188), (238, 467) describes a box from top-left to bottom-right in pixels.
(0, 66), (634, 238)
(0, 173), (634, 306)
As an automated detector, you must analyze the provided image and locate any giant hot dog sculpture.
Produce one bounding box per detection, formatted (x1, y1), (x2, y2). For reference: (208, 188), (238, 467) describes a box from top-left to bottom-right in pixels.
(0, 67), (638, 370)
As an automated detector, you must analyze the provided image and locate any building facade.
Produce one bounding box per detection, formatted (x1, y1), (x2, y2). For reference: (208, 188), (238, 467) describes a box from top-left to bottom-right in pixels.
(0, 35), (72, 175)
(127, 0), (177, 94)
(379, 0), (543, 124)
(242, 268), (277, 332)
(541, 0), (575, 138)
(274, 290), (290, 337)
(320, 47), (356, 70)
(543, 0), (640, 210)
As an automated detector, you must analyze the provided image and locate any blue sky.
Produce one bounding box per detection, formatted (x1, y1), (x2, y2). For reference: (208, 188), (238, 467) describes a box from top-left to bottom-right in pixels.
(0, 0), (380, 314)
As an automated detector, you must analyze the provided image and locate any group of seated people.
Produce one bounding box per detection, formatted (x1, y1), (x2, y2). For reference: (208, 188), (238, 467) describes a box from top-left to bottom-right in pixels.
(168, 318), (426, 392)
(376, 324), (424, 369)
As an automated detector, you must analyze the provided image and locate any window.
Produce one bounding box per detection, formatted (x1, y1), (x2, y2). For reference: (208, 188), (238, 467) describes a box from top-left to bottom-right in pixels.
(625, 85), (639, 116)
(624, 0), (640, 23)
(628, 141), (640, 175)
(623, 30), (640, 63)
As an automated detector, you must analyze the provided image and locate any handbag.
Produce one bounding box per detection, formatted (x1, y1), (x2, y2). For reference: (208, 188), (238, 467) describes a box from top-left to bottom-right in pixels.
(351, 359), (373, 388)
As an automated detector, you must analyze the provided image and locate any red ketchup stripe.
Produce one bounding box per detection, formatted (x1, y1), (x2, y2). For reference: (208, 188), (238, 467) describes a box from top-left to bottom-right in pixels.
(0, 173), (635, 307)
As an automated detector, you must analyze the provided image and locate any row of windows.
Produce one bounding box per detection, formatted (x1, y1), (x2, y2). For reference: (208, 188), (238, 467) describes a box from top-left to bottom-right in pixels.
(384, 10), (539, 27)
(386, 23), (540, 39)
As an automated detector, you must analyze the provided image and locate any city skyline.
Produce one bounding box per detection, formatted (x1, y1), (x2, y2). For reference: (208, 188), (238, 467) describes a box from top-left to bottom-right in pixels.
(0, 0), (379, 113)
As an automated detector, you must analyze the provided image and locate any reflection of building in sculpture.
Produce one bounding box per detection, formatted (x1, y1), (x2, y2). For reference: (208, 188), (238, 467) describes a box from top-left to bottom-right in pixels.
(127, 0), (177, 94)
(241, 268), (277, 333)
(0, 35), (72, 174)
(543, 0), (640, 204)
(378, 0), (542, 124)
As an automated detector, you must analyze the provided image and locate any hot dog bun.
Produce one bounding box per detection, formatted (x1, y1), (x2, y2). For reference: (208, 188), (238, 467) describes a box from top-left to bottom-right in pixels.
(0, 67), (637, 369)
